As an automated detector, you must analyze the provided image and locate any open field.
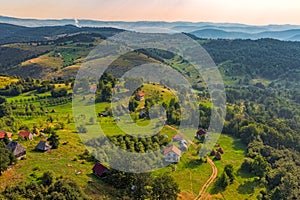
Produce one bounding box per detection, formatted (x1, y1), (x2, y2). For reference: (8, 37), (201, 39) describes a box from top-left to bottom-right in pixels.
(207, 135), (264, 199)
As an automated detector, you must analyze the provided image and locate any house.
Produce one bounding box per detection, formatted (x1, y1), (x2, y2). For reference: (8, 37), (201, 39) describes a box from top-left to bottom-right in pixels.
(90, 85), (97, 93)
(0, 131), (12, 140)
(18, 131), (33, 140)
(179, 140), (188, 152)
(172, 134), (183, 142)
(6, 141), (26, 159)
(164, 145), (181, 163)
(180, 143), (188, 152)
(196, 128), (206, 140)
(35, 141), (52, 152)
(92, 162), (109, 177)
(139, 110), (146, 119)
(136, 92), (145, 101)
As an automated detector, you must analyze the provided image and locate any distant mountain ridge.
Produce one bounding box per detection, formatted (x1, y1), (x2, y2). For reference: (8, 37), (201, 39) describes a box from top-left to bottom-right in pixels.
(2, 15), (300, 41)
(190, 28), (300, 41)
(0, 23), (123, 44)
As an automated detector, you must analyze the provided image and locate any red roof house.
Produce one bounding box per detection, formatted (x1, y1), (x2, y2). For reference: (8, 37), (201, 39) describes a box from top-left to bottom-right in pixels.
(136, 92), (145, 101)
(0, 131), (12, 139)
(92, 163), (109, 177)
(172, 134), (183, 142)
(90, 85), (97, 93)
(18, 131), (33, 140)
(164, 145), (182, 163)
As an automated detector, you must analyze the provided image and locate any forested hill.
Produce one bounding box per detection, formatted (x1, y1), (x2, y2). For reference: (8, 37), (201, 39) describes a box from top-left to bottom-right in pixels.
(0, 23), (123, 44)
(201, 38), (300, 82)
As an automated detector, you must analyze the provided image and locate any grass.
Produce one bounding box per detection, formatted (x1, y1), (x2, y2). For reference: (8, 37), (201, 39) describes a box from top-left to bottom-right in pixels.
(0, 128), (114, 199)
(207, 134), (264, 199)
(0, 99), (115, 198)
(153, 145), (212, 199)
(22, 53), (63, 69)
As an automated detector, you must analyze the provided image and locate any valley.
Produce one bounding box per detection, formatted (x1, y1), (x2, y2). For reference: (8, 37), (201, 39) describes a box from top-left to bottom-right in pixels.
(0, 25), (299, 200)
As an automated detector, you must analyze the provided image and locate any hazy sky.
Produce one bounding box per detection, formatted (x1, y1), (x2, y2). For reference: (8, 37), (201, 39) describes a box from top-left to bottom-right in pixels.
(1, 0), (300, 25)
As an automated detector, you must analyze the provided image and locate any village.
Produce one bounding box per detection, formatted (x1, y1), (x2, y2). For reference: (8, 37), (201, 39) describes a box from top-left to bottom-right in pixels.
(0, 79), (234, 200)
(0, 123), (225, 177)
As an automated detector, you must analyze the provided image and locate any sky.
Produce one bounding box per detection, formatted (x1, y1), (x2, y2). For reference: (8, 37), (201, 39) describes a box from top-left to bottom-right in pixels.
(1, 0), (300, 25)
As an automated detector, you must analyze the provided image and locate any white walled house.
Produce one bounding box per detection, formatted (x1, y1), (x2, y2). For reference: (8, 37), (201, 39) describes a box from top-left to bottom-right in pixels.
(164, 145), (182, 163)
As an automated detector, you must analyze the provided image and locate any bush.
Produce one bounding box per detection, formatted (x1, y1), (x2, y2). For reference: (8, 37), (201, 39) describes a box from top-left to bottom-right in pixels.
(54, 122), (65, 130)
(77, 125), (87, 133)
(51, 88), (68, 98)
(41, 171), (54, 187)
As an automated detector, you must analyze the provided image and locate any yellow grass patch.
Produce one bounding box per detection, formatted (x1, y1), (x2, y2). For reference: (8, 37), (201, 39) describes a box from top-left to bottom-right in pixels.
(0, 76), (18, 88)
(22, 54), (63, 69)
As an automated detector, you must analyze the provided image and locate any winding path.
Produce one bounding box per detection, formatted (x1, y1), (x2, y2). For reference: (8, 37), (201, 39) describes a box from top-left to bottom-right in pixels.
(165, 125), (218, 200)
(194, 157), (218, 200)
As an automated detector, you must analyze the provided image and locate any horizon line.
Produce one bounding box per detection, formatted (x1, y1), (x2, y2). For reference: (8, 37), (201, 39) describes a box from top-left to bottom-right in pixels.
(1, 14), (300, 27)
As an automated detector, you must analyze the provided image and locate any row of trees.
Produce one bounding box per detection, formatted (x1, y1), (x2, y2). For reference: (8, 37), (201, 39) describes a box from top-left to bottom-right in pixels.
(86, 133), (170, 154)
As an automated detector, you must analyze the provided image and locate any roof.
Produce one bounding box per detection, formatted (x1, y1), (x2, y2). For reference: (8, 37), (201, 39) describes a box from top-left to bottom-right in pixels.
(90, 85), (97, 89)
(180, 143), (188, 149)
(197, 129), (206, 135)
(0, 131), (12, 139)
(172, 134), (183, 140)
(35, 141), (52, 151)
(6, 141), (26, 156)
(137, 92), (145, 97)
(164, 145), (181, 156)
(179, 139), (188, 144)
(92, 163), (109, 176)
(18, 131), (32, 138)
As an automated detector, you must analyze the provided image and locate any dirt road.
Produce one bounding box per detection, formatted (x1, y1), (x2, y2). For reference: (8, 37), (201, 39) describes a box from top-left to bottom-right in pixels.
(194, 157), (218, 200)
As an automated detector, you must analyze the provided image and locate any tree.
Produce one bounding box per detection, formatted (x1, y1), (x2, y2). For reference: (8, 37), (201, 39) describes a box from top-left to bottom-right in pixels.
(0, 96), (7, 104)
(252, 155), (269, 178)
(241, 158), (253, 172)
(100, 85), (112, 102)
(216, 172), (230, 190)
(224, 164), (235, 184)
(152, 173), (180, 200)
(240, 124), (260, 144)
(8, 151), (17, 165)
(0, 104), (12, 118)
(131, 173), (152, 200)
(0, 142), (10, 175)
(2, 173), (90, 200)
(41, 171), (54, 187)
(48, 132), (60, 149)
(51, 88), (68, 98)
(3, 134), (10, 145)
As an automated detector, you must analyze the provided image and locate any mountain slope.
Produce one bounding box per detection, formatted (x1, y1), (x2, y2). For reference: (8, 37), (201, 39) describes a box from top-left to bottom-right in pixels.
(0, 23), (124, 44)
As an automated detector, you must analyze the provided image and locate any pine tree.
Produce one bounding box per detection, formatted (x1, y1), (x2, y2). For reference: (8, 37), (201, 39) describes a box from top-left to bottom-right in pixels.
(48, 132), (60, 149)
